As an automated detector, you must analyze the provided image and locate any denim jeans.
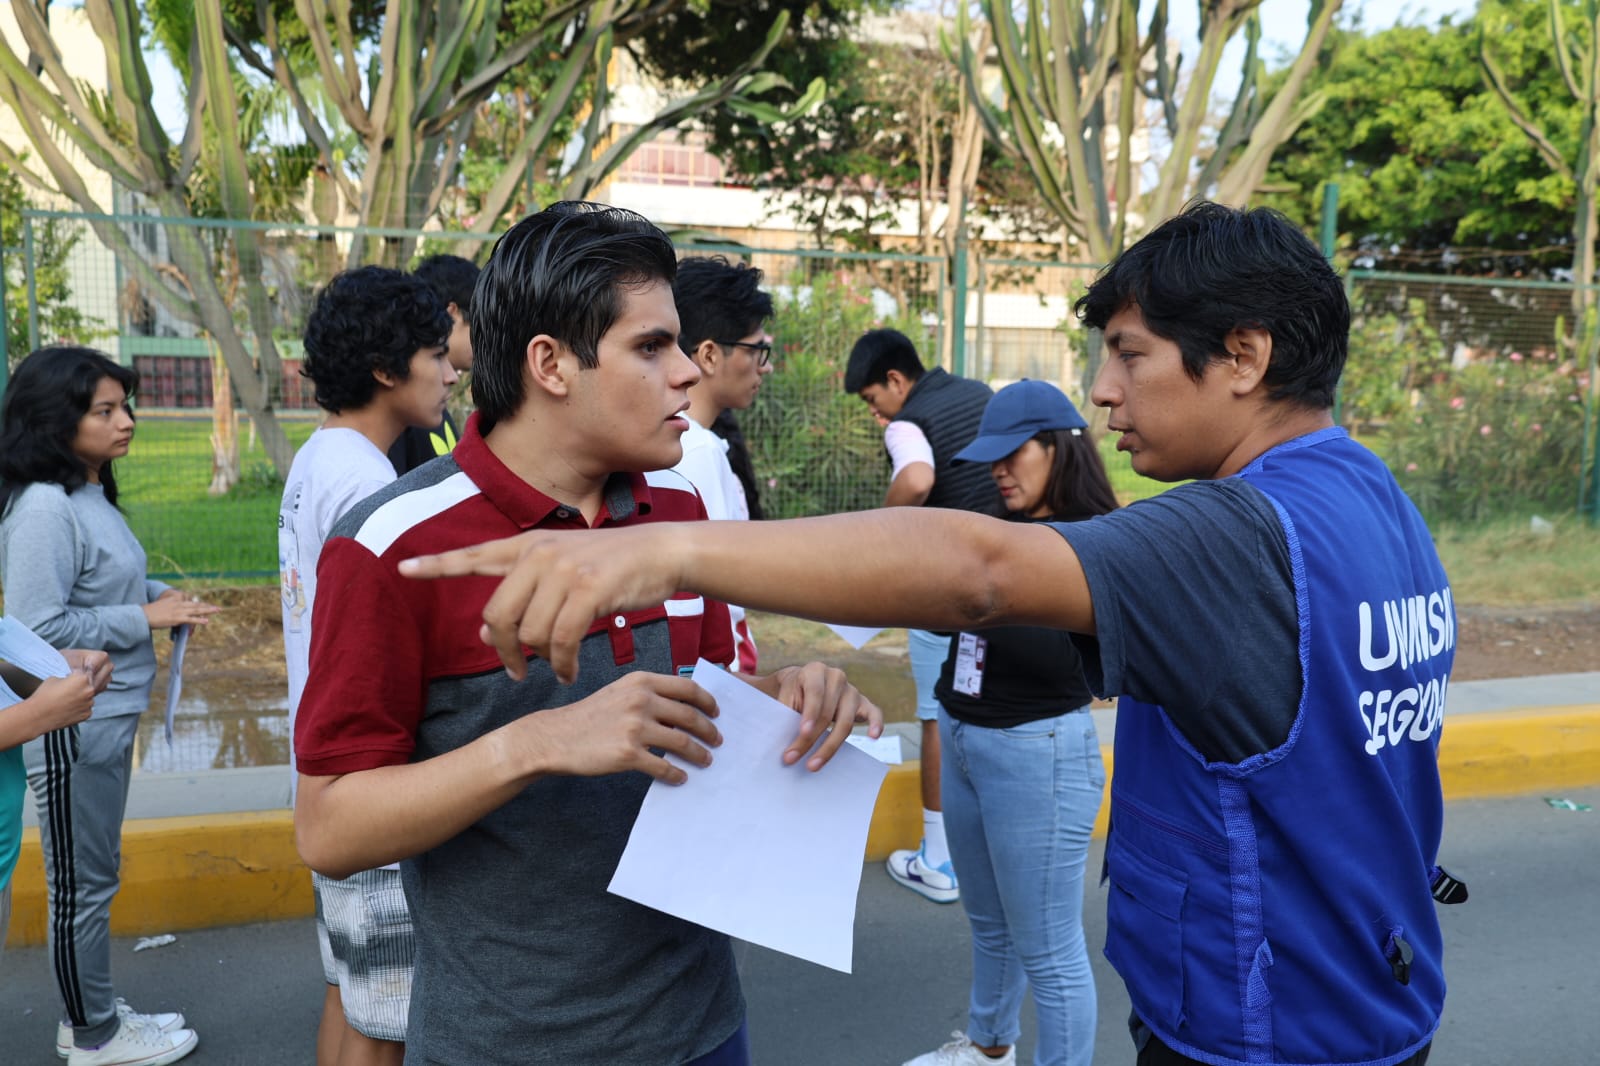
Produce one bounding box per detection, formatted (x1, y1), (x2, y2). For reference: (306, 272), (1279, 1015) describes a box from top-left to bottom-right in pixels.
(940, 707), (1105, 1066)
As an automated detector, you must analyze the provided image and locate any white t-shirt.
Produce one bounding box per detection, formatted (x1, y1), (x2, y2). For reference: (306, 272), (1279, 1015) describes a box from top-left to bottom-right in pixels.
(669, 417), (756, 670)
(280, 428), (396, 777)
(884, 419), (935, 478)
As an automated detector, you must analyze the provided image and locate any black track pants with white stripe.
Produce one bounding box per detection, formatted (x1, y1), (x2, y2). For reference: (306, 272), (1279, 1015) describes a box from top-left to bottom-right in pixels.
(23, 713), (140, 1047)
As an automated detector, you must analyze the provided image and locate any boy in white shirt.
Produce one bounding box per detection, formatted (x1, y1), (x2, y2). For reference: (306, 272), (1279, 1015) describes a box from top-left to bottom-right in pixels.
(278, 266), (457, 1066)
(668, 256), (775, 672)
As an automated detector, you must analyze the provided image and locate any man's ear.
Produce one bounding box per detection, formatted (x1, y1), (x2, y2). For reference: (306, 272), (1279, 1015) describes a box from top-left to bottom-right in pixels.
(526, 334), (575, 399)
(1223, 326), (1273, 397)
(691, 338), (721, 376)
(883, 368), (909, 394)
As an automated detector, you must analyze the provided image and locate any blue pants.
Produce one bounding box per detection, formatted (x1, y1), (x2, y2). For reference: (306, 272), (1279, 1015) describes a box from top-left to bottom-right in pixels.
(940, 708), (1104, 1066)
(908, 630), (951, 721)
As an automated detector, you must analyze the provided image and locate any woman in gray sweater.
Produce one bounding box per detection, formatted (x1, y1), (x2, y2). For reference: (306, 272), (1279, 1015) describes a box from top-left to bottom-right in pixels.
(0, 347), (214, 1066)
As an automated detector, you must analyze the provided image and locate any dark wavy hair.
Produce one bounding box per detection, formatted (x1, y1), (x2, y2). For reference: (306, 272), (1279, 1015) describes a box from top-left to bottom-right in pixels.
(301, 266), (451, 414)
(0, 346), (140, 512)
(1028, 429), (1119, 522)
(844, 328), (925, 394)
(674, 255), (772, 353)
(471, 201), (678, 433)
(1075, 200), (1349, 410)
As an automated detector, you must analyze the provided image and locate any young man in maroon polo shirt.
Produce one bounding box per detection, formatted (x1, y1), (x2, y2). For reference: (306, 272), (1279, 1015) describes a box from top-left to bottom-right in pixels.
(292, 202), (879, 1066)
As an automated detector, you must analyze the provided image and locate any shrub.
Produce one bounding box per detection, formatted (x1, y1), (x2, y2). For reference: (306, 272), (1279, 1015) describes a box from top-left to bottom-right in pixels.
(1384, 349), (1588, 523)
(743, 269), (933, 518)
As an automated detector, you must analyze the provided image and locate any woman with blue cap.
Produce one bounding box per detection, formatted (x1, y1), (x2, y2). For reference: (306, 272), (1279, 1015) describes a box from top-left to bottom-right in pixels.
(902, 379), (1116, 1066)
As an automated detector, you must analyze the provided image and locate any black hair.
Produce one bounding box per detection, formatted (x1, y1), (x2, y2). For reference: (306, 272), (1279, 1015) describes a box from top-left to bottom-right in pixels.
(301, 266), (451, 415)
(1031, 429), (1118, 521)
(471, 201), (678, 433)
(710, 408), (763, 521)
(674, 255), (773, 354)
(413, 254), (481, 323)
(843, 328), (926, 394)
(1075, 200), (1350, 410)
(0, 346), (139, 511)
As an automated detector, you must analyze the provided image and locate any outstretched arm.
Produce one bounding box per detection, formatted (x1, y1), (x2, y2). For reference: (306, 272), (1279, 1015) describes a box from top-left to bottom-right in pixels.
(400, 508), (1095, 685)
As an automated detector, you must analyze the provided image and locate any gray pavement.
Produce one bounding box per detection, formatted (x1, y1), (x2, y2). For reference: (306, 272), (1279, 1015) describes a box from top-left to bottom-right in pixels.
(3, 788), (1596, 1064)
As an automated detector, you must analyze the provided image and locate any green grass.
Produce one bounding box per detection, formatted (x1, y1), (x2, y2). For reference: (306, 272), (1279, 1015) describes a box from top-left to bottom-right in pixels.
(119, 414), (318, 579)
(1433, 513), (1600, 606)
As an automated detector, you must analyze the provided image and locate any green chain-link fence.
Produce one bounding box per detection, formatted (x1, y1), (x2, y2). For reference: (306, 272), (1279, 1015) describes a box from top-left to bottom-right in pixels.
(3, 210), (1596, 579)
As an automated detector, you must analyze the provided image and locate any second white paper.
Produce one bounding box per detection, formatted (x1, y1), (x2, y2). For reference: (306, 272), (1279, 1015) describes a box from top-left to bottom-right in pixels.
(608, 659), (888, 973)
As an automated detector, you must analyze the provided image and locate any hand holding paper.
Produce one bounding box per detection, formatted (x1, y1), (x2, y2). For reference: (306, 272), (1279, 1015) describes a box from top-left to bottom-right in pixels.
(609, 660), (888, 973)
(765, 660), (884, 772)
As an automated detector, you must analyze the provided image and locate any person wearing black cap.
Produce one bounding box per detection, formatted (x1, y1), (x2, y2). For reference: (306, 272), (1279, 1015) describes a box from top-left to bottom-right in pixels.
(901, 380), (1117, 1066)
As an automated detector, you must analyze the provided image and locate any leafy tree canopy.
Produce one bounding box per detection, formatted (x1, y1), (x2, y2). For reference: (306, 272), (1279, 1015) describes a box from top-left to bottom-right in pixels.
(1260, 0), (1580, 276)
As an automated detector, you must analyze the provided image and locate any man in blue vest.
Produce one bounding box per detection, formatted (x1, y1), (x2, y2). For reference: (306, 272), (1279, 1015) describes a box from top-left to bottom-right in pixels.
(405, 201), (1454, 1066)
(845, 329), (998, 904)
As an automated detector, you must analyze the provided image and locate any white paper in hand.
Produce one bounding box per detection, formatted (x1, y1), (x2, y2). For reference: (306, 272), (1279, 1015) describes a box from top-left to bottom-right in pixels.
(608, 659), (888, 973)
(164, 624), (191, 747)
(0, 616), (71, 708)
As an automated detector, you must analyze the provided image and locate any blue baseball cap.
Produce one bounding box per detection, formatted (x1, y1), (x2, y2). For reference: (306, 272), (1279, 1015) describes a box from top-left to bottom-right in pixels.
(952, 379), (1089, 464)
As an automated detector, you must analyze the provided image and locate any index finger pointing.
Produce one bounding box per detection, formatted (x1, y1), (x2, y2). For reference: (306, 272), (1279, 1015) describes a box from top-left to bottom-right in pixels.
(399, 533), (533, 579)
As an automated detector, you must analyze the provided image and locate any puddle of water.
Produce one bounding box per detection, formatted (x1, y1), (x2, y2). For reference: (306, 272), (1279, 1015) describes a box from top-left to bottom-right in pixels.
(132, 647), (922, 775)
(135, 681), (290, 774)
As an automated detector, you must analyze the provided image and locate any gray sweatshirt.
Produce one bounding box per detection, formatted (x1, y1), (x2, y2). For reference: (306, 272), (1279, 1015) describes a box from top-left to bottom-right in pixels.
(0, 482), (169, 717)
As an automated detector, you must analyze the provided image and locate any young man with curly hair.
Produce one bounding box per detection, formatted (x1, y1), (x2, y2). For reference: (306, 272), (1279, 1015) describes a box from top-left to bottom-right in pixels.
(278, 266), (457, 1066)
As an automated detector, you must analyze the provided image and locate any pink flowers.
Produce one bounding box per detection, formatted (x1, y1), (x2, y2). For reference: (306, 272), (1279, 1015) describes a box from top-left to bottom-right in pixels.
(1509, 351), (1524, 362)
(1405, 462), (1419, 472)
(1449, 397), (1465, 410)
(1480, 425), (1493, 437)
(1532, 423), (1544, 433)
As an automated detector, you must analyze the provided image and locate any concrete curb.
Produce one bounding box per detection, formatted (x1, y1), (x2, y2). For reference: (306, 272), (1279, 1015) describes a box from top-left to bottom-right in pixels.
(8, 702), (1599, 949)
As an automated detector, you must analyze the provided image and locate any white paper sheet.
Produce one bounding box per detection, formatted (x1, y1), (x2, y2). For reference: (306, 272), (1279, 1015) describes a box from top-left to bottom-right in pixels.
(825, 623), (884, 650)
(844, 733), (903, 764)
(0, 616), (71, 707)
(608, 659), (889, 973)
(164, 624), (191, 746)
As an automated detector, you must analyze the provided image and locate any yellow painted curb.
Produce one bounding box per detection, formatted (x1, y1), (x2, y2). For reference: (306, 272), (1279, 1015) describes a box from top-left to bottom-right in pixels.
(6, 811), (308, 950)
(1439, 704), (1600, 799)
(6, 705), (1597, 949)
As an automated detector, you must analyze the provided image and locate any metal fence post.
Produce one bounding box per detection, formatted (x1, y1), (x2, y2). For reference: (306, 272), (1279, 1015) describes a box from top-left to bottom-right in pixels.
(951, 223), (969, 377)
(1320, 182), (1340, 261)
(23, 213), (39, 352)
(0, 242), (9, 392)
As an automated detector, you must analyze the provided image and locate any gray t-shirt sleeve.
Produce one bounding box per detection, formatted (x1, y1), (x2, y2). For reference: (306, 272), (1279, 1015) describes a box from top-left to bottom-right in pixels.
(1050, 479), (1301, 764)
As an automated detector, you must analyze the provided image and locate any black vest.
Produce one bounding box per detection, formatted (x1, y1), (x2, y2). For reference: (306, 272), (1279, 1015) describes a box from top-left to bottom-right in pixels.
(893, 368), (1001, 513)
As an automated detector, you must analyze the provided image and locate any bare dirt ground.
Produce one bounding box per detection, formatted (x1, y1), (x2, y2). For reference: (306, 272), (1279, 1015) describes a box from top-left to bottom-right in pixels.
(1452, 602), (1600, 681)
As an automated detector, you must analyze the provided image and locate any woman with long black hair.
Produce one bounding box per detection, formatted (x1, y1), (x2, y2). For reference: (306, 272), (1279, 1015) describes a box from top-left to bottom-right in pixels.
(0, 347), (213, 1066)
(902, 379), (1116, 1066)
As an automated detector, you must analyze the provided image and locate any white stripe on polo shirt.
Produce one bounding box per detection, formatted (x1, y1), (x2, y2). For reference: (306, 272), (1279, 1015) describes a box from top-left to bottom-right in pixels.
(355, 470), (482, 557)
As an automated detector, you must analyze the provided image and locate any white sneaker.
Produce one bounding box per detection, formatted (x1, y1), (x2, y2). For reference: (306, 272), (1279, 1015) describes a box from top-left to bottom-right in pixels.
(58, 1000), (187, 1057)
(886, 843), (960, 903)
(902, 1031), (1017, 1066)
(66, 1015), (197, 1066)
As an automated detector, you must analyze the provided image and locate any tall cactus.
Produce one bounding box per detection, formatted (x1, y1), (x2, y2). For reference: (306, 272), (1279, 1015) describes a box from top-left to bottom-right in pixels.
(0, 0), (297, 476)
(953, 0), (1342, 264)
(240, 0), (814, 267)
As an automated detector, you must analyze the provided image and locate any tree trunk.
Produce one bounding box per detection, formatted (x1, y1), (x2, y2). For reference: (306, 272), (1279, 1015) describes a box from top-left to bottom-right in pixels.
(208, 346), (239, 495)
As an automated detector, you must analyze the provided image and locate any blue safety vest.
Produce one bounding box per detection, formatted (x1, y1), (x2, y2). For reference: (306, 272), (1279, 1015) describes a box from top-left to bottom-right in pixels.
(1106, 427), (1450, 1066)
